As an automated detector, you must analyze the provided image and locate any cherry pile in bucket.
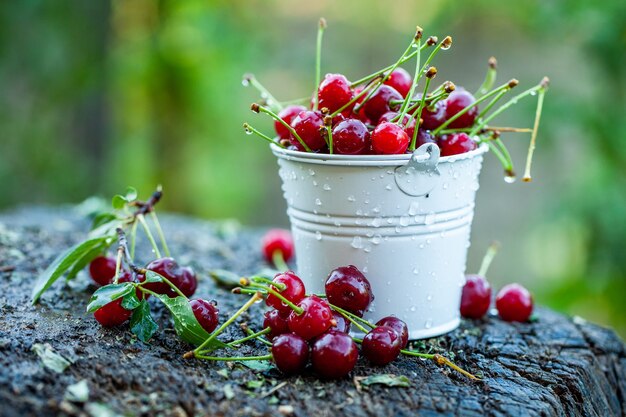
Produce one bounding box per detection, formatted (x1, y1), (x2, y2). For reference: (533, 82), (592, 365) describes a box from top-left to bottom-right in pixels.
(243, 19), (549, 182)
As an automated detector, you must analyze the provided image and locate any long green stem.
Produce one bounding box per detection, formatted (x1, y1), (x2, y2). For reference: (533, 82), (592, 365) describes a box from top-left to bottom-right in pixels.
(475, 88), (508, 121)
(150, 211), (170, 258)
(475, 57), (497, 98)
(493, 137), (515, 178)
(327, 303), (375, 330)
(478, 241), (500, 277)
(194, 292), (263, 354)
(247, 282), (303, 315)
(398, 39), (422, 125)
(243, 74), (283, 112)
(333, 309), (369, 333)
(196, 354), (272, 362)
(251, 276), (286, 290)
(409, 77), (433, 151)
(137, 214), (162, 258)
(330, 79), (378, 117)
(254, 104), (311, 152)
(272, 250), (289, 272)
(225, 327), (271, 348)
(243, 123), (285, 148)
(326, 123), (333, 154)
(523, 84), (547, 182)
(139, 269), (187, 299)
(313, 18), (326, 111)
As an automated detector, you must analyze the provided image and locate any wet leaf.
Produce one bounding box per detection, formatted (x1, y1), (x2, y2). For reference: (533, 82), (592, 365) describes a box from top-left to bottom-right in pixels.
(130, 300), (158, 343)
(358, 374), (411, 389)
(121, 292), (141, 310)
(236, 360), (274, 372)
(111, 195), (127, 210)
(208, 269), (241, 289)
(143, 270), (164, 283)
(32, 343), (72, 373)
(124, 186), (138, 202)
(246, 378), (265, 389)
(223, 384), (235, 400)
(64, 380), (89, 403)
(32, 237), (109, 304)
(65, 242), (108, 281)
(90, 213), (118, 231)
(86, 283), (134, 312)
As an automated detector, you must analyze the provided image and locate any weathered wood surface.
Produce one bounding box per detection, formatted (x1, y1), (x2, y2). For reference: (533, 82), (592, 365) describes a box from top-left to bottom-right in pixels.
(0, 207), (624, 417)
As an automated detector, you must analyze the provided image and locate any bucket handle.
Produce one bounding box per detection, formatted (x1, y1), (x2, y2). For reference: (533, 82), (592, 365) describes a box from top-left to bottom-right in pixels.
(394, 143), (441, 197)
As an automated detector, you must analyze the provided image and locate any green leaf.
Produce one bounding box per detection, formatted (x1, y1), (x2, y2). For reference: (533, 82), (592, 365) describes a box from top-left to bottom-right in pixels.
(64, 380), (89, 403)
(86, 283), (134, 312)
(130, 300), (158, 343)
(32, 237), (108, 304)
(91, 213), (118, 230)
(236, 360), (274, 372)
(209, 269), (241, 289)
(111, 194), (127, 210)
(358, 374), (411, 389)
(124, 186), (138, 202)
(121, 292), (141, 310)
(143, 270), (164, 283)
(154, 295), (227, 349)
(65, 242), (108, 281)
(32, 343), (72, 373)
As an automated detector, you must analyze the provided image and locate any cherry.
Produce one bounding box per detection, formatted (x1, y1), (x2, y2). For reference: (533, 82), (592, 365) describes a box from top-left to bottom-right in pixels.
(263, 309), (290, 340)
(325, 265), (374, 317)
(414, 129), (436, 149)
(375, 316), (409, 349)
(118, 270), (149, 300)
(261, 229), (294, 265)
(190, 299), (219, 333)
(371, 122), (409, 155)
(318, 73), (354, 114)
(352, 86), (371, 124)
(288, 295), (335, 340)
(94, 299), (131, 327)
(290, 110), (327, 151)
(438, 132), (477, 156)
(420, 100), (447, 131)
(265, 271), (306, 315)
(311, 330), (358, 379)
(275, 105), (306, 140)
(361, 326), (402, 366)
(496, 283), (533, 322)
(271, 333), (310, 375)
(445, 89), (479, 129)
(330, 311), (351, 333)
(89, 256), (117, 286)
(331, 119), (370, 155)
(384, 68), (412, 98)
(379, 111), (416, 140)
(460, 274), (492, 319)
(362, 85), (402, 124)
(142, 257), (197, 298)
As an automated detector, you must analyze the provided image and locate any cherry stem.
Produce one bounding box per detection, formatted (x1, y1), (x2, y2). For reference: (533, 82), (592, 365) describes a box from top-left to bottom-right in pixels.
(271, 250), (289, 272)
(326, 123), (333, 154)
(401, 350), (479, 380)
(333, 309), (369, 334)
(243, 74), (283, 113)
(327, 302), (375, 330)
(475, 57), (497, 98)
(408, 78), (433, 151)
(478, 241), (500, 277)
(440, 126), (532, 134)
(313, 18), (326, 111)
(475, 89), (508, 122)
(150, 211), (171, 258)
(224, 327), (271, 348)
(433, 80), (515, 136)
(246, 280), (304, 315)
(193, 292), (263, 355)
(129, 219), (138, 259)
(233, 287), (266, 296)
(137, 214), (162, 258)
(113, 241), (124, 285)
(254, 104), (311, 152)
(251, 276), (286, 291)
(397, 40), (422, 124)
(196, 354), (272, 362)
(241, 324), (272, 346)
(493, 137), (515, 179)
(523, 86), (547, 182)
(243, 123), (286, 148)
(330, 78), (379, 117)
(484, 140), (514, 180)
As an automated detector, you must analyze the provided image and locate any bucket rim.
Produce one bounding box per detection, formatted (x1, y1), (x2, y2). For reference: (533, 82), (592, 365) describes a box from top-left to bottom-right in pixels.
(270, 142), (489, 167)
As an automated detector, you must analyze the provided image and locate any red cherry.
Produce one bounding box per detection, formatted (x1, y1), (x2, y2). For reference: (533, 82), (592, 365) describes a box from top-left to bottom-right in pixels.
(142, 257), (197, 298)
(362, 85), (402, 124)
(352, 86), (371, 124)
(330, 311), (351, 333)
(361, 326), (402, 365)
(460, 274), (492, 319)
(371, 122), (409, 155)
(331, 119), (370, 155)
(94, 299), (131, 327)
(378, 111), (416, 140)
(311, 330), (358, 379)
(384, 68), (412, 98)
(325, 265), (374, 317)
(288, 296), (335, 340)
(89, 256), (117, 286)
(414, 129), (436, 148)
(265, 271), (306, 315)
(318, 73), (354, 114)
(375, 316), (409, 349)
(190, 299), (219, 333)
(261, 229), (294, 264)
(496, 284), (533, 322)
(263, 309), (290, 340)
(275, 105), (306, 140)
(290, 110), (327, 151)
(445, 89), (479, 129)
(420, 100), (447, 130)
(271, 333), (310, 375)
(117, 270), (148, 300)
(438, 132), (477, 156)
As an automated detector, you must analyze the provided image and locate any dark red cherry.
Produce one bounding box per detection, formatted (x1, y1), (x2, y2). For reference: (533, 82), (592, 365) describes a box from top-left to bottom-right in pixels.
(361, 326), (402, 365)
(94, 299), (131, 327)
(384, 68), (412, 98)
(117, 270), (148, 300)
(420, 100), (447, 130)
(142, 257), (197, 298)
(290, 110), (327, 151)
(375, 316), (409, 349)
(330, 311), (351, 333)
(318, 73), (354, 114)
(311, 330), (358, 379)
(438, 132), (477, 156)
(275, 105), (306, 140)
(261, 229), (294, 264)
(460, 274), (492, 319)
(331, 119), (370, 155)
(271, 333), (310, 375)
(379, 111), (416, 140)
(445, 89), (479, 128)
(178, 267), (198, 298)
(352, 86), (371, 124)
(89, 256), (117, 286)
(325, 265), (374, 317)
(371, 122), (409, 155)
(190, 299), (219, 333)
(496, 284), (533, 322)
(265, 271), (306, 315)
(263, 309), (291, 340)
(362, 85), (402, 124)
(288, 296), (335, 340)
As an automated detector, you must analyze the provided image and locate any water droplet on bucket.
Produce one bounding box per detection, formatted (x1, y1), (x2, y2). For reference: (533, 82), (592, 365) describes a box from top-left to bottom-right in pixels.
(313, 180), (318, 186)
(425, 319), (433, 329)
(372, 217), (382, 227)
(323, 184), (331, 191)
(347, 195), (356, 202)
(400, 216), (410, 227)
(424, 213), (436, 225)
(371, 235), (382, 245)
(351, 236), (363, 249)
(308, 169), (315, 176)
(410, 306), (416, 312)
(315, 231), (322, 240)
(385, 184), (393, 191)
(504, 174), (517, 184)
(408, 201), (420, 216)
(413, 267), (419, 274)
(426, 293), (433, 301)
(315, 198), (322, 206)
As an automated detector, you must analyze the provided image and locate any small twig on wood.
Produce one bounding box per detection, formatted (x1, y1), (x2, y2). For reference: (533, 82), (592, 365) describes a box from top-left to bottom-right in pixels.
(129, 185), (163, 217)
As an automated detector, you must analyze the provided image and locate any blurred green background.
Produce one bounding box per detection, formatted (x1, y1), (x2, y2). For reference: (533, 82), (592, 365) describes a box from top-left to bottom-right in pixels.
(1, 0), (625, 336)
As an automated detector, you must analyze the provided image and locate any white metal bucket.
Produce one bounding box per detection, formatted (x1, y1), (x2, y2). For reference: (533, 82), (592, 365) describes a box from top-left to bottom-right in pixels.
(271, 142), (488, 339)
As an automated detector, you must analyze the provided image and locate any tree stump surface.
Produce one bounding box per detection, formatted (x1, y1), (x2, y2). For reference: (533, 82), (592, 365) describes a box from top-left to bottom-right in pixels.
(0, 207), (624, 417)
